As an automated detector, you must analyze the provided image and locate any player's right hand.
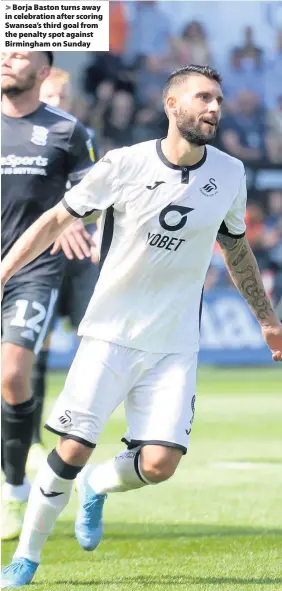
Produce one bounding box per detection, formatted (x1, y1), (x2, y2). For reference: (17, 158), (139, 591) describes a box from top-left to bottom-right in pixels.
(50, 219), (95, 260)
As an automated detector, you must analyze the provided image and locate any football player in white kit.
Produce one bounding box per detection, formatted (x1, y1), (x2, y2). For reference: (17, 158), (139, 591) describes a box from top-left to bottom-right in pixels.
(2, 65), (282, 588)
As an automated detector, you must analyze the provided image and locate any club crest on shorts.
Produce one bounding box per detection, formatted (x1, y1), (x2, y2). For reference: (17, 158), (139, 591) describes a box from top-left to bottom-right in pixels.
(31, 125), (49, 146)
(57, 410), (72, 430)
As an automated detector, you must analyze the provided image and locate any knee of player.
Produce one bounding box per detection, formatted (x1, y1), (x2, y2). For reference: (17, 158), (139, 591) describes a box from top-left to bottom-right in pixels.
(56, 437), (93, 466)
(1, 365), (30, 401)
(140, 447), (181, 483)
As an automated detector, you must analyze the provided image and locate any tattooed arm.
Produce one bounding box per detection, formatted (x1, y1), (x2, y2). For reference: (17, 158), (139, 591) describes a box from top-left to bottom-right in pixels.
(217, 233), (274, 324)
(217, 232), (282, 361)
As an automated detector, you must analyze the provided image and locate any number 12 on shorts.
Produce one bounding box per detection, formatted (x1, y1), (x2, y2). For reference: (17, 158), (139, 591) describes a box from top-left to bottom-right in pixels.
(10, 299), (47, 333)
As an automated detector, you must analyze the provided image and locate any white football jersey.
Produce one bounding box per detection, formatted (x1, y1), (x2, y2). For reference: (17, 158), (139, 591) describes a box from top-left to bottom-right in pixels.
(62, 139), (247, 354)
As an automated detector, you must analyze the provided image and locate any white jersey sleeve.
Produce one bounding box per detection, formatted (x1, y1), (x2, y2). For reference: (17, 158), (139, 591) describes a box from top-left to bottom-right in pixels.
(62, 150), (122, 218)
(220, 166), (247, 237)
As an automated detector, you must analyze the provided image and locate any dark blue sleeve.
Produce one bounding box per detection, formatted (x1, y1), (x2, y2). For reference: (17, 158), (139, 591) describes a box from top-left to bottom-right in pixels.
(67, 121), (96, 187)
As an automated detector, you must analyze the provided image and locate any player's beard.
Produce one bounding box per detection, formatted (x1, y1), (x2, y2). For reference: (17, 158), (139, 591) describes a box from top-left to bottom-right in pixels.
(176, 109), (218, 146)
(1, 72), (37, 98)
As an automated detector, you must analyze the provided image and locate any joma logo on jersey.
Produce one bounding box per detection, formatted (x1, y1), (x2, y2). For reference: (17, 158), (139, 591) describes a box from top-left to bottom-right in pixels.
(200, 178), (218, 196)
(31, 126), (49, 146)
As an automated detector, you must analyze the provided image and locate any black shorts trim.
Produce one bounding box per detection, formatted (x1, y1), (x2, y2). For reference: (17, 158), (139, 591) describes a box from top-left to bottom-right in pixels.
(121, 437), (187, 455)
(44, 424), (96, 448)
(62, 198), (97, 219)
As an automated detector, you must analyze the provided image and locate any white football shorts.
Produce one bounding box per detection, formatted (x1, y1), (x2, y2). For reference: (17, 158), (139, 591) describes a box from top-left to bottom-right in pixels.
(45, 337), (198, 454)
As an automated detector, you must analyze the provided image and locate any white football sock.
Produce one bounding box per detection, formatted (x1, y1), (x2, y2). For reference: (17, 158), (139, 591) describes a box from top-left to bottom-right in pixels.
(2, 476), (30, 502)
(14, 461), (73, 563)
(86, 447), (155, 494)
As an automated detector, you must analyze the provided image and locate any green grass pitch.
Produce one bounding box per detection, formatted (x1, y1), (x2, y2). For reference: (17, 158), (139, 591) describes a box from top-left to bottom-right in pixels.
(2, 367), (282, 591)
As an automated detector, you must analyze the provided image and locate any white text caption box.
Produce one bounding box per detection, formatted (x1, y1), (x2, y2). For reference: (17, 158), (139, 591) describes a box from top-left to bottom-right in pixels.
(1, 1), (109, 51)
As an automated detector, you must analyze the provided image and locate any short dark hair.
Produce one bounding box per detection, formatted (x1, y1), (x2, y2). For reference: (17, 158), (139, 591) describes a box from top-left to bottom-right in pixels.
(45, 51), (54, 67)
(163, 64), (222, 102)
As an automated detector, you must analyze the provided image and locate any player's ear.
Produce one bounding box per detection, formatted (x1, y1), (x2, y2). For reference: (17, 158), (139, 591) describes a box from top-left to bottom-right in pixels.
(166, 95), (178, 116)
(38, 65), (51, 83)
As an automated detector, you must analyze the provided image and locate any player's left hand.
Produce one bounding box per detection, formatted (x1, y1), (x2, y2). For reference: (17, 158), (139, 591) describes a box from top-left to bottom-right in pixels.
(261, 323), (282, 362)
(50, 220), (95, 260)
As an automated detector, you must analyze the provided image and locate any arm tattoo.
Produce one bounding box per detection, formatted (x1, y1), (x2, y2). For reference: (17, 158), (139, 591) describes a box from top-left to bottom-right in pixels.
(216, 234), (240, 252)
(234, 265), (272, 320)
(217, 232), (274, 324)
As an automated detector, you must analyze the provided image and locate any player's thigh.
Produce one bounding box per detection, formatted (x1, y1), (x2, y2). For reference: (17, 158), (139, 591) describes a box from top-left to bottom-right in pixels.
(1, 282), (59, 356)
(1, 342), (35, 403)
(45, 338), (140, 447)
(66, 257), (99, 329)
(124, 350), (198, 455)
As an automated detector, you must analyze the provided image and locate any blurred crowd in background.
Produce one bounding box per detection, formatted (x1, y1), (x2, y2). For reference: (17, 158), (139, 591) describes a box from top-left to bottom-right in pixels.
(65, 1), (282, 298)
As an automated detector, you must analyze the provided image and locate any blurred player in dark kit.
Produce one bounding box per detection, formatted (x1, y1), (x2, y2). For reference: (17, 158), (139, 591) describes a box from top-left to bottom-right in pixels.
(1, 51), (95, 540)
(27, 66), (100, 471)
